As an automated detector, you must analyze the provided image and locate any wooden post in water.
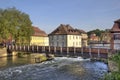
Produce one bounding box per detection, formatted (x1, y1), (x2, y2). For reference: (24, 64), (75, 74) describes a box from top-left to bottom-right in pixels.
(74, 47), (76, 56)
(54, 46), (56, 53)
(20, 45), (21, 51)
(67, 47), (69, 56)
(49, 46), (50, 53)
(32, 46), (34, 52)
(16, 45), (18, 51)
(81, 47), (83, 55)
(24, 45), (25, 51)
(28, 45), (29, 52)
(42, 46), (45, 52)
(97, 48), (100, 58)
(60, 47), (62, 53)
(89, 47), (92, 58)
(12, 45), (14, 51)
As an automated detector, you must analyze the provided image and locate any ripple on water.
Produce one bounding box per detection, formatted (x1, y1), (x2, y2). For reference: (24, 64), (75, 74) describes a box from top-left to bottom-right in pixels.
(0, 57), (108, 80)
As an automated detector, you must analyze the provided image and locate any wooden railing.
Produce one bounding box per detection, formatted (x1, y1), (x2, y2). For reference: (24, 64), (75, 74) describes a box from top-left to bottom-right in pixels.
(7, 45), (110, 59)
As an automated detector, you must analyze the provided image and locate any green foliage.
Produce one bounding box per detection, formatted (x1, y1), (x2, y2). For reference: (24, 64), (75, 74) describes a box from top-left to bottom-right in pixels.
(111, 52), (120, 72)
(103, 52), (120, 80)
(87, 29), (105, 37)
(0, 7), (33, 45)
(104, 72), (120, 80)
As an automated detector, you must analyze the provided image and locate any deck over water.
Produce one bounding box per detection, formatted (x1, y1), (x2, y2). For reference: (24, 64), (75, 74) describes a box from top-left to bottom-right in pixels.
(7, 45), (109, 59)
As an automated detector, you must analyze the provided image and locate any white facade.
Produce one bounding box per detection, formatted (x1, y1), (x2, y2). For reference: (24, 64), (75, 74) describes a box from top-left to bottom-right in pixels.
(67, 35), (82, 47)
(49, 35), (82, 47)
(43, 37), (49, 46)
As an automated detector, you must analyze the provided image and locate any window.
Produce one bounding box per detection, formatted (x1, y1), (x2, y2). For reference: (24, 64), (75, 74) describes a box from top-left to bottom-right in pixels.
(69, 35), (71, 40)
(51, 36), (53, 40)
(73, 42), (75, 46)
(62, 35), (64, 40)
(52, 42), (54, 46)
(57, 36), (59, 40)
(57, 42), (59, 46)
(76, 36), (78, 39)
(62, 42), (64, 47)
(76, 42), (78, 45)
(114, 34), (120, 40)
(79, 42), (81, 45)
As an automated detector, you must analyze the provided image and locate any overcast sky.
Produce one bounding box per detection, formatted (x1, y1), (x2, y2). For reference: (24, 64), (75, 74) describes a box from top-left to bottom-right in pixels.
(0, 0), (120, 33)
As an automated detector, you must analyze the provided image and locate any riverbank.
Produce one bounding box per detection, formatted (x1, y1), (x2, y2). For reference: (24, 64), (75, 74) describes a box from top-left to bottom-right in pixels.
(0, 48), (7, 58)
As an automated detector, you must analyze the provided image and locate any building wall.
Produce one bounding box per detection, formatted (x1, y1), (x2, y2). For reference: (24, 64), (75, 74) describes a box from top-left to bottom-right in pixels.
(67, 35), (82, 47)
(49, 35), (67, 47)
(81, 33), (88, 47)
(113, 33), (120, 50)
(49, 34), (82, 47)
(30, 36), (49, 46)
(43, 37), (49, 46)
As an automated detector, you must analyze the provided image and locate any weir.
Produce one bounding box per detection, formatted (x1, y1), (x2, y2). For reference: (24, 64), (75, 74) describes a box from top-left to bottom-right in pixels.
(6, 45), (110, 59)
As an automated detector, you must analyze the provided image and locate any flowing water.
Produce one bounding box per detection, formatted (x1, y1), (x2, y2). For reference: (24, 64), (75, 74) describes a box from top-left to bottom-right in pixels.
(0, 54), (108, 80)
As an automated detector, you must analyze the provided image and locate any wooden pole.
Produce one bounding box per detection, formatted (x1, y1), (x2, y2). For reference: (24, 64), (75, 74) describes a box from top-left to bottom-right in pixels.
(74, 47), (76, 56)
(54, 46), (56, 53)
(42, 46), (45, 52)
(97, 48), (100, 58)
(49, 46), (50, 53)
(37, 46), (38, 53)
(67, 47), (69, 56)
(89, 47), (92, 58)
(81, 47), (83, 55)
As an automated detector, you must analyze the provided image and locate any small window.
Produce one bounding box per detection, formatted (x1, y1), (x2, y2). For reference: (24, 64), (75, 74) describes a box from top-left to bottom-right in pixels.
(76, 42), (78, 45)
(57, 42), (59, 46)
(76, 36), (78, 39)
(62, 42), (64, 47)
(69, 36), (71, 40)
(62, 35), (64, 40)
(73, 42), (75, 46)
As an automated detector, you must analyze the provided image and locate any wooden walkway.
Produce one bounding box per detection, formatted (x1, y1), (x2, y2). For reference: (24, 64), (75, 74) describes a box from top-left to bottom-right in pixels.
(7, 45), (110, 59)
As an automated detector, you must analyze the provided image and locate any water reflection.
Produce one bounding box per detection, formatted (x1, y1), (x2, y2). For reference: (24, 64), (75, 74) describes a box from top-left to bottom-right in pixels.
(0, 54), (36, 70)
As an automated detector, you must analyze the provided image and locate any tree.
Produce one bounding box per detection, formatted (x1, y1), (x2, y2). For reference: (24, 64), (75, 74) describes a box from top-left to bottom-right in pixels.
(103, 52), (120, 80)
(87, 29), (105, 37)
(0, 7), (33, 45)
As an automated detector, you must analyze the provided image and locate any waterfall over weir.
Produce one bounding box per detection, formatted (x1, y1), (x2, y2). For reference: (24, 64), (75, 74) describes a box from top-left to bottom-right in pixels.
(0, 56), (108, 80)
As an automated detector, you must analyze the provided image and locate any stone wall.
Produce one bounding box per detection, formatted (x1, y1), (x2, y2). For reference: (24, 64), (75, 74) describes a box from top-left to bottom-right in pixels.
(0, 48), (7, 57)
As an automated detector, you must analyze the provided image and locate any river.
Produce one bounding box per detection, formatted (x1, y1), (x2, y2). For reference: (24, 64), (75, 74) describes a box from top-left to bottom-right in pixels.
(0, 54), (108, 80)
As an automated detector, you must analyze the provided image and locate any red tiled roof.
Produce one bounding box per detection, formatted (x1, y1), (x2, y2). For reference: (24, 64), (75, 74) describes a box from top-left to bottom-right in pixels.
(111, 19), (120, 32)
(32, 26), (47, 37)
(49, 24), (81, 35)
(75, 29), (87, 34)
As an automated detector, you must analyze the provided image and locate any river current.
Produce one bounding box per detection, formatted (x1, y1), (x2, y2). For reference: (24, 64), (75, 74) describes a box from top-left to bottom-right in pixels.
(0, 54), (108, 80)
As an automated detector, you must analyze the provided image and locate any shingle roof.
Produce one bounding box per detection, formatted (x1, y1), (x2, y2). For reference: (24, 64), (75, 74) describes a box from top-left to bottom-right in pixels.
(48, 24), (81, 35)
(32, 26), (47, 37)
(111, 19), (120, 32)
(75, 29), (87, 34)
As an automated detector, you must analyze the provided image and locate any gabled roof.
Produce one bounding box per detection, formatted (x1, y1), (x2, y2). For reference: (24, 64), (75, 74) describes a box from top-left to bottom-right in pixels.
(49, 24), (81, 35)
(111, 19), (120, 32)
(75, 29), (87, 34)
(32, 26), (47, 37)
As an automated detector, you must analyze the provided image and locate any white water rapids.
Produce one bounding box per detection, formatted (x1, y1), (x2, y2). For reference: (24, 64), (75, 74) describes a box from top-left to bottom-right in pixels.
(0, 57), (108, 80)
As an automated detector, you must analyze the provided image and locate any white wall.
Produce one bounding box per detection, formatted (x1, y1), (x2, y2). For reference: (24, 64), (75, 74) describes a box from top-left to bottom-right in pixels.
(67, 35), (82, 47)
(49, 35), (82, 47)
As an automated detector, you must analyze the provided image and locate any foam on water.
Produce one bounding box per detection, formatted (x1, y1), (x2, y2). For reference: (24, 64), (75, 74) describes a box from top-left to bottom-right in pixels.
(54, 57), (90, 62)
(0, 57), (107, 80)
